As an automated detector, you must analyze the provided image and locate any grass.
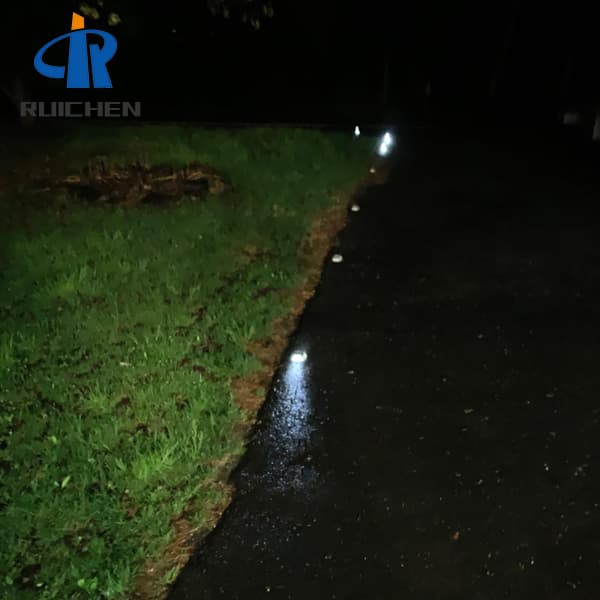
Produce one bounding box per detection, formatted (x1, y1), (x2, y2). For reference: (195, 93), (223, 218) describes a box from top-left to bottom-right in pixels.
(0, 125), (372, 599)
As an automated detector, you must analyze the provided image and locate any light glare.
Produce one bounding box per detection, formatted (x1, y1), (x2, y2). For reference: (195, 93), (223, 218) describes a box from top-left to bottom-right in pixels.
(354, 126), (361, 137)
(290, 350), (308, 363)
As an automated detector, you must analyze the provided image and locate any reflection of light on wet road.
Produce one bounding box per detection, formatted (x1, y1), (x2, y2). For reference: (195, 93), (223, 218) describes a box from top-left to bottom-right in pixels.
(248, 349), (319, 496)
(272, 356), (311, 454)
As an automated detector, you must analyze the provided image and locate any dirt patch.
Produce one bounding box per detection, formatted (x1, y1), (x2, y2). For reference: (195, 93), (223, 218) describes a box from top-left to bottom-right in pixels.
(36, 162), (231, 206)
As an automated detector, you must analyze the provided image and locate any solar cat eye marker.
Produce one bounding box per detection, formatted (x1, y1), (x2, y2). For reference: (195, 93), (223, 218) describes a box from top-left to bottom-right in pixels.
(290, 351), (308, 363)
(378, 141), (390, 156)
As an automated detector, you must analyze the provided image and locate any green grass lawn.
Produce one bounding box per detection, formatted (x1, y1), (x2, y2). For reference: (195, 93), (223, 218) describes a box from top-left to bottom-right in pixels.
(0, 125), (372, 599)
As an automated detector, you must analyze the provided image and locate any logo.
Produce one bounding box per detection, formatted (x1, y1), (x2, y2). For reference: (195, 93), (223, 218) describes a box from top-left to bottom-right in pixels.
(34, 12), (117, 89)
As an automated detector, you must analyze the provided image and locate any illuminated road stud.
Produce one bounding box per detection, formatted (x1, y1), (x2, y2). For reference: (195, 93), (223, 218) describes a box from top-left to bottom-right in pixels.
(290, 350), (308, 363)
(377, 131), (394, 156)
(378, 141), (390, 156)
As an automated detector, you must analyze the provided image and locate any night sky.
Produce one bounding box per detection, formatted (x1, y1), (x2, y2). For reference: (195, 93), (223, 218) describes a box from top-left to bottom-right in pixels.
(1, 0), (600, 123)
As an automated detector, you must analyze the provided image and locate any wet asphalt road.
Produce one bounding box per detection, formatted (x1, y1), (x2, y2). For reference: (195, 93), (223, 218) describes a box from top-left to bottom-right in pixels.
(169, 127), (600, 599)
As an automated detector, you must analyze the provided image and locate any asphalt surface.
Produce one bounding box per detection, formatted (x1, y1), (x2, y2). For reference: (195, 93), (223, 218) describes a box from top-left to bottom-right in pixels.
(169, 126), (600, 599)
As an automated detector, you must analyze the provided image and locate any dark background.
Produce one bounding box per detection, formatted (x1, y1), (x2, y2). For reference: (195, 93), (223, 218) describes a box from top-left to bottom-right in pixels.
(1, 0), (600, 125)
